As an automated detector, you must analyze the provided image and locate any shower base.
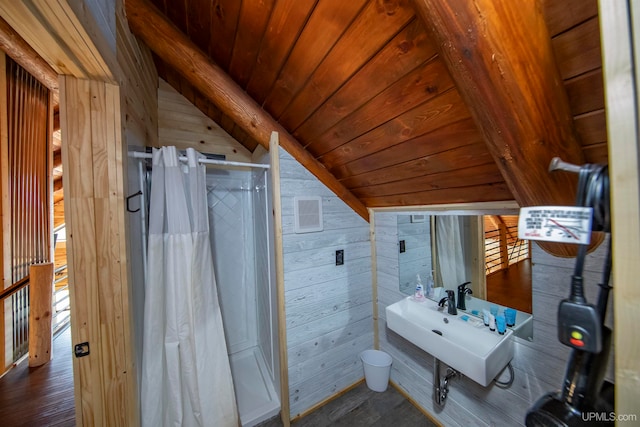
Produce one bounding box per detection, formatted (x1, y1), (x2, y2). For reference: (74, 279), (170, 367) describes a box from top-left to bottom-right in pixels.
(230, 346), (280, 427)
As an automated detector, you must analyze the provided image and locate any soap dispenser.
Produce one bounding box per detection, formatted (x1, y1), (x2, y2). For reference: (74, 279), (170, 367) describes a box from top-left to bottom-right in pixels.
(425, 270), (434, 298)
(413, 274), (425, 300)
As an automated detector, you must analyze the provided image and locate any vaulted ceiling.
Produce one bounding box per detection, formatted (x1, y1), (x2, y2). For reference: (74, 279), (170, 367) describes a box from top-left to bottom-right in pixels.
(127, 0), (605, 219)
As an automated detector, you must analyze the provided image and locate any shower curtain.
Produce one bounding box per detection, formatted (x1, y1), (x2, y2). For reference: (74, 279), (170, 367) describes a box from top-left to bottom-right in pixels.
(141, 147), (239, 427)
(436, 216), (468, 288)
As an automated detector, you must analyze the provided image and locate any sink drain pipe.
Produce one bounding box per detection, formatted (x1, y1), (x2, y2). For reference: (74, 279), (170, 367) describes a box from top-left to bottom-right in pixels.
(434, 357), (458, 406)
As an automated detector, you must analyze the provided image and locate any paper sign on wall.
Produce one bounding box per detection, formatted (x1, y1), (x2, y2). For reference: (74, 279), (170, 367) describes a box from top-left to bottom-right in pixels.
(518, 206), (593, 244)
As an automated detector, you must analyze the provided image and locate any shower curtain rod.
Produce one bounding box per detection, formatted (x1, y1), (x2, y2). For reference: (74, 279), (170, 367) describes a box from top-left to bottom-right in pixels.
(129, 151), (270, 169)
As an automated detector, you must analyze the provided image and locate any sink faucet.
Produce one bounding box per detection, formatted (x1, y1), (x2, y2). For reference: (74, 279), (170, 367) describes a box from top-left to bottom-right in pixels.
(457, 281), (472, 310)
(438, 290), (457, 315)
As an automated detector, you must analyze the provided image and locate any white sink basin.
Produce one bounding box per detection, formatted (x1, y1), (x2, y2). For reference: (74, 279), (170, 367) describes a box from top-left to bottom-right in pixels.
(386, 297), (513, 387)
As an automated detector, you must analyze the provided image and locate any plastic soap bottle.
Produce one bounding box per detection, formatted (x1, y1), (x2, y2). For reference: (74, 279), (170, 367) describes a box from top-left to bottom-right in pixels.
(425, 270), (434, 298)
(414, 273), (425, 300)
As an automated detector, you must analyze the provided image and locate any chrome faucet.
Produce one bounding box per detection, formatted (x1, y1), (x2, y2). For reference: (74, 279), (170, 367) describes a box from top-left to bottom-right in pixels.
(438, 289), (457, 315)
(457, 281), (472, 310)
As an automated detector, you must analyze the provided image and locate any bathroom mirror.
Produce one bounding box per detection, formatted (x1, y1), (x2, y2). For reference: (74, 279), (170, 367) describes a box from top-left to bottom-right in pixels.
(397, 213), (533, 340)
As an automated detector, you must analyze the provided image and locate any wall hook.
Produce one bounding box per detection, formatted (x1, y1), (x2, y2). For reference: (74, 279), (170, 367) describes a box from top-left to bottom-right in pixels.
(126, 190), (143, 213)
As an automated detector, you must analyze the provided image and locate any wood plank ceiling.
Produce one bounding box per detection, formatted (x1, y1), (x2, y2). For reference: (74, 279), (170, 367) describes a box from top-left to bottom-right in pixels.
(144, 0), (606, 211)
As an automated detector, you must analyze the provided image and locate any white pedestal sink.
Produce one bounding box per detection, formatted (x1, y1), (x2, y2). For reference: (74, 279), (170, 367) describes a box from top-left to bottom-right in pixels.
(386, 296), (514, 387)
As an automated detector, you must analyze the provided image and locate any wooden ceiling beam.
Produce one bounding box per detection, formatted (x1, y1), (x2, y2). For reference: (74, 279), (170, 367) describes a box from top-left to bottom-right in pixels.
(125, 0), (369, 221)
(411, 0), (588, 257)
(410, 0), (584, 208)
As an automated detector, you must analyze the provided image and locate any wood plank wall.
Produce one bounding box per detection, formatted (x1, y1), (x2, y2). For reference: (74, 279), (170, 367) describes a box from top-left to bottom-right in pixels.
(60, 76), (136, 427)
(278, 148), (373, 419)
(373, 211), (613, 426)
(157, 79), (251, 161)
(56, 2), (159, 425)
(0, 1), (114, 82)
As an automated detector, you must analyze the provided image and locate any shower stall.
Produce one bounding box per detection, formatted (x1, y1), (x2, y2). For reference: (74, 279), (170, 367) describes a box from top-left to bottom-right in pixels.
(132, 152), (280, 427)
(205, 167), (280, 426)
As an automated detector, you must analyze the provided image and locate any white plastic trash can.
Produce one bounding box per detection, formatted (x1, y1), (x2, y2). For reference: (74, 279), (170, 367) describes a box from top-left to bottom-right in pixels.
(360, 349), (392, 392)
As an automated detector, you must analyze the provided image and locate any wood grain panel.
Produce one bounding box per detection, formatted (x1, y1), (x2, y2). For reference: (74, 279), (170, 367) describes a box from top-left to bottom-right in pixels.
(552, 17), (602, 80)
(0, 0), (114, 81)
(279, 0), (415, 131)
(60, 76), (101, 426)
(574, 110), (607, 147)
(61, 76), (137, 427)
(295, 18), (436, 144)
(245, 0), (317, 104)
(582, 143), (608, 164)
(308, 58), (454, 156)
(0, 16), (59, 98)
(164, 0), (188, 35)
(351, 163), (504, 198)
(228, 0), (275, 88)
(362, 182), (512, 208)
(186, 0), (213, 49)
(319, 88), (471, 169)
(208, 0), (242, 68)
(565, 69), (604, 115)
(340, 142), (494, 188)
(543, 0), (598, 37)
(158, 79), (252, 160)
(29, 262), (53, 367)
(330, 117), (482, 178)
(156, 60), (261, 152)
(263, 0), (368, 119)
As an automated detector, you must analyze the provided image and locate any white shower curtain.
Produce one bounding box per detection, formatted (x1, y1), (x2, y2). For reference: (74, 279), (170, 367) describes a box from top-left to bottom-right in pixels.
(436, 216), (468, 288)
(141, 146), (239, 427)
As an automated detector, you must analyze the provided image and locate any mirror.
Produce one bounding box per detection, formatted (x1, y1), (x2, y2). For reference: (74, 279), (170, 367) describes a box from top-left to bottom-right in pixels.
(397, 214), (533, 340)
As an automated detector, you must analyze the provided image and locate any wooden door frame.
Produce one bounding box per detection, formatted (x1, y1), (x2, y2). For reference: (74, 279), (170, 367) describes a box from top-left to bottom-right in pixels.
(598, 0), (640, 415)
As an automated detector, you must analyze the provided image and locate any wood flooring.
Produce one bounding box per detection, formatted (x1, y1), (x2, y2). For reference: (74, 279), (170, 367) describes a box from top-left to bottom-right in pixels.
(258, 381), (438, 427)
(486, 258), (533, 313)
(0, 326), (75, 427)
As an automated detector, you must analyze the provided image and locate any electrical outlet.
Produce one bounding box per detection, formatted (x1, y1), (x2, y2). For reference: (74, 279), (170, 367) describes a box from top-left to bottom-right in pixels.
(336, 249), (344, 265)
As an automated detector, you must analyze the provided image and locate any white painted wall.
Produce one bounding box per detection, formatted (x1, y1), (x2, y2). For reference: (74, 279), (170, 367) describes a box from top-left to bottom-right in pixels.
(278, 149), (373, 418)
(374, 211), (614, 426)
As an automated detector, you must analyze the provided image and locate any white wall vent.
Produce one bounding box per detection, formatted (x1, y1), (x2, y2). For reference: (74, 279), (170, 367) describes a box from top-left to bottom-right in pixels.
(294, 196), (323, 233)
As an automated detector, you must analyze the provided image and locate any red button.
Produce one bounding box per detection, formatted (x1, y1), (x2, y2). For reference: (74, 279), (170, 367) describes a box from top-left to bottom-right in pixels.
(570, 338), (584, 347)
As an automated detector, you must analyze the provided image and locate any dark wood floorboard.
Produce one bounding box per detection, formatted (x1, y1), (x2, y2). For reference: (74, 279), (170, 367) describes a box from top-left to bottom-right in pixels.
(258, 382), (438, 427)
(0, 326), (75, 427)
(486, 258), (532, 313)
